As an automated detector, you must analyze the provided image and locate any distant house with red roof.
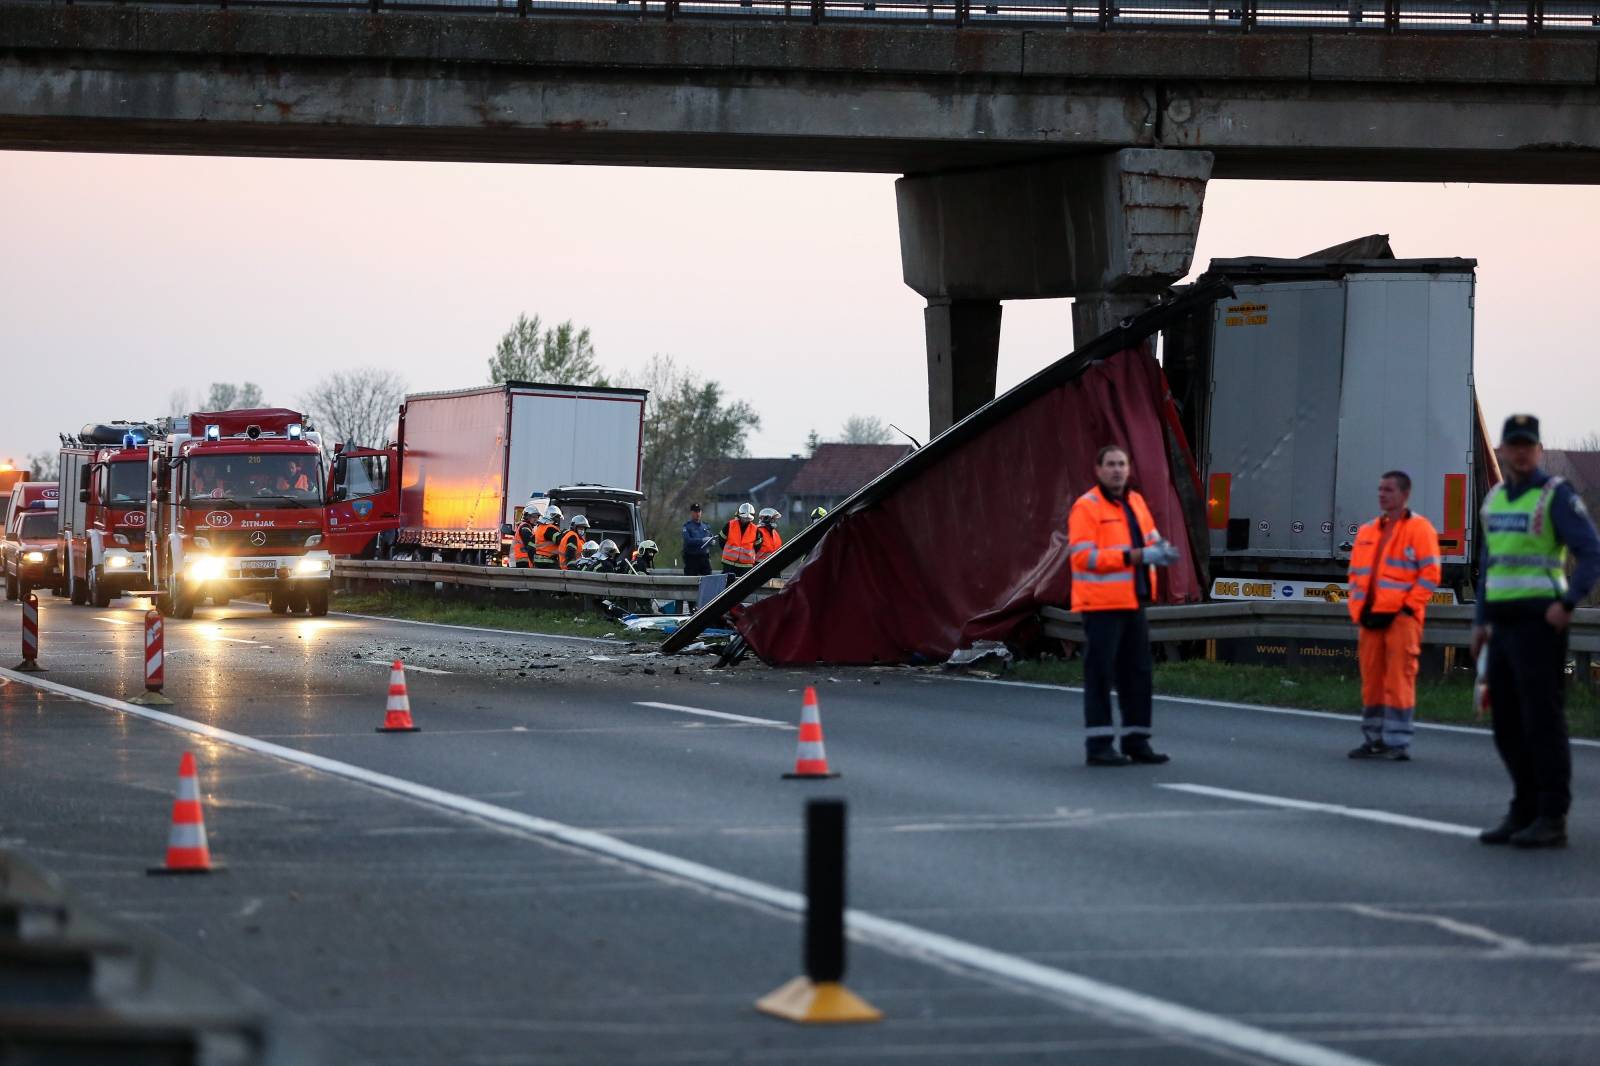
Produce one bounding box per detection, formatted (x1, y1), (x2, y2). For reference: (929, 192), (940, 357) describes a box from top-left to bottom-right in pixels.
(785, 443), (912, 521)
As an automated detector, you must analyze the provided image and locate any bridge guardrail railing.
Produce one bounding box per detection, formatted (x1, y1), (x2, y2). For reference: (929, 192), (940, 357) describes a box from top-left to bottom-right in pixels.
(1039, 601), (1600, 655)
(47, 0), (1600, 35)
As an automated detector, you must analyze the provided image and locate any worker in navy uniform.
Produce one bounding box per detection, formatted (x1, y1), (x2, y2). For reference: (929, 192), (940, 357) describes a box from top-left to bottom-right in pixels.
(1472, 414), (1600, 848)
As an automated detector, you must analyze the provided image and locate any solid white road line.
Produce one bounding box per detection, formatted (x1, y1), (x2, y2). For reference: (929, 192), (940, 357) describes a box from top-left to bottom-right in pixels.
(327, 611), (630, 645)
(95, 616), (134, 626)
(362, 659), (453, 676)
(952, 676), (1600, 749)
(0, 665), (1374, 1066)
(1161, 783), (1480, 838)
(633, 701), (793, 730)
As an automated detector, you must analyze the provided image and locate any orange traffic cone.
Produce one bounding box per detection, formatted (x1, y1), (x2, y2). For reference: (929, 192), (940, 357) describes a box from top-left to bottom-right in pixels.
(148, 751), (217, 875)
(376, 660), (421, 733)
(784, 686), (840, 779)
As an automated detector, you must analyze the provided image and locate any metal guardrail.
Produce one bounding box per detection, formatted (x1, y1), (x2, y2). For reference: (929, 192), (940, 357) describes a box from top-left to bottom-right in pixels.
(1040, 601), (1600, 653)
(335, 558), (707, 600)
(39, 0), (1600, 35)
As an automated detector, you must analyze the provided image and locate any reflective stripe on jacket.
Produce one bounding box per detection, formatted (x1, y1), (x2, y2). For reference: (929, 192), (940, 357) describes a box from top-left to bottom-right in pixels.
(556, 530), (584, 570)
(756, 527), (783, 562)
(1482, 478), (1569, 603)
(722, 520), (759, 568)
(1345, 511), (1442, 624)
(1068, 486), (1160, 612)
(532, 522), (560, 565)
(511, 522), (533, 566)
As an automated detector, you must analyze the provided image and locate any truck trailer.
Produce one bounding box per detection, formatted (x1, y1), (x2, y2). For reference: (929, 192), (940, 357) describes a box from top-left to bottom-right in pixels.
(1162, 251), (1491, 603)
(325, 381), (648, 564)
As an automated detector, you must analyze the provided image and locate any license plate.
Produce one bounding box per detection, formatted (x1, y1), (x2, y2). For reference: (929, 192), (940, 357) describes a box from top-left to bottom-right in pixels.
(241, 559), (277, 571)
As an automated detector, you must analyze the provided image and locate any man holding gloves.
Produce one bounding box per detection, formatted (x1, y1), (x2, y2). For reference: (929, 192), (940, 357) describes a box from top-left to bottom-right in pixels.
(1068, 445), (1180, 767)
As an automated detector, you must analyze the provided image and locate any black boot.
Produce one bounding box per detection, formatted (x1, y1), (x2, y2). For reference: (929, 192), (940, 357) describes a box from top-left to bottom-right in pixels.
(1510, 816), (1568, 849)
(1479, 812), (1532, 845)
(1122, 738), (1170, 765)
(1086, 748), (1132, 767)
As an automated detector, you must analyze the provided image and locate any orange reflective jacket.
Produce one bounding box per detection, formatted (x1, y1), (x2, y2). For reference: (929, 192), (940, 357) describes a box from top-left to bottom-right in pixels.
(532, 522), (559, 565)
(722, 520), (759, 568)
(1068, 486), (1161, 612)
(1345, 511), (1441, 624)
(756, 527), (783, 562)
(511, 522), (533, 567)
(556, 530), (584, 570)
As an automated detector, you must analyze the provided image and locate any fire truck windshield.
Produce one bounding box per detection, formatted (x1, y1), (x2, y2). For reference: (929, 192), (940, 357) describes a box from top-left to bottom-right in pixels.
(106, 461), (149, 505)
(187, 455), (323, 508)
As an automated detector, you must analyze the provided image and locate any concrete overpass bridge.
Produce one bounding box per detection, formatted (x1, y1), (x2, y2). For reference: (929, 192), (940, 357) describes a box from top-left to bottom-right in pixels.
(6, 0), (1600, 428)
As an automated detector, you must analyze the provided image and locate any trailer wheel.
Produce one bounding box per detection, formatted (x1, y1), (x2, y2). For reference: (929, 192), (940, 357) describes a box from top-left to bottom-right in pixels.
(88, 567), (112, 609)
(4, 572), (16, 601)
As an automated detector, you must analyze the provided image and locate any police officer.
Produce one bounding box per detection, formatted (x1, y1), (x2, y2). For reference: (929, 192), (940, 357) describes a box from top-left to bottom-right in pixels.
(1473, 414), (1600, 848)
(681, 504), (713, 577)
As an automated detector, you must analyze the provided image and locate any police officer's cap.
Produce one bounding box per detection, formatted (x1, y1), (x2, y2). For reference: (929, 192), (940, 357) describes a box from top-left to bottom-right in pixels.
(689, 502), (702, 511)
(1501, 414), (1541, 445)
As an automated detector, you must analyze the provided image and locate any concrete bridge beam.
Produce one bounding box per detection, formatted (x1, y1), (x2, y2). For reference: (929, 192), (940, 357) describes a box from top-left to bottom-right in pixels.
(896, 149), (1213, 434)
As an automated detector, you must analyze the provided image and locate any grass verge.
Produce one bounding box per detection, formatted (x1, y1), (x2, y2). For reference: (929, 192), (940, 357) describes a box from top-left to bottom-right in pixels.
(331, 588), (635, 641)
(1004, 657), (1600, 739)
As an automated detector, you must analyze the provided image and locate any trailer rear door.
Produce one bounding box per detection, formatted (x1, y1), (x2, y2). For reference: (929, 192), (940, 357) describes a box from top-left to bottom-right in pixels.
(1206, 281), (1345, 561)
(1332, 273), (1476, 559)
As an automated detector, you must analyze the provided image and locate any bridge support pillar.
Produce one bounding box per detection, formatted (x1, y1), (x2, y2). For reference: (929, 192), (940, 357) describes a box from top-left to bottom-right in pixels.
(896, 149), (1213, 435)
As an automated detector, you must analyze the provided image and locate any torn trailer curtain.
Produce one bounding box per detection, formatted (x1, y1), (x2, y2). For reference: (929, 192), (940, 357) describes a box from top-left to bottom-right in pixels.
(659, 279), (1231, 661)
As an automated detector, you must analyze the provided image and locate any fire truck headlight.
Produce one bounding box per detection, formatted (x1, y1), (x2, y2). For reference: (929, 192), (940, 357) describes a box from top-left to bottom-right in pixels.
(107, 555), (133, 570)
(186, 555), (224, 581)
(295, 558), (330, 574)
(23, 551), (45, 564)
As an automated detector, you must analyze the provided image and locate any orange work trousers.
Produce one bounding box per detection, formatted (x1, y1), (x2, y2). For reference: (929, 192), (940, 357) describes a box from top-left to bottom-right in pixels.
(1358, 612), (1421, 750)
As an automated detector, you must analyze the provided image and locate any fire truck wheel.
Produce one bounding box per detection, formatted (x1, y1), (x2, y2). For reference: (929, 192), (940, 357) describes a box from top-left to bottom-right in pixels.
(89, 567), (112, 609)
(17, 580), (31, 601)
(269, 591), (288, 615)
(4, 572), (16, 601)
(70, 572), (88, 606)
(307, 587), (329, 617)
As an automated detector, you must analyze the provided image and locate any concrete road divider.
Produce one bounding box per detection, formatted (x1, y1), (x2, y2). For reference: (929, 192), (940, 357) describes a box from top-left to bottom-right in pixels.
(376, 661), (421, 733)
(783, 686), (840, 779)
(757, 799), (880, 1024)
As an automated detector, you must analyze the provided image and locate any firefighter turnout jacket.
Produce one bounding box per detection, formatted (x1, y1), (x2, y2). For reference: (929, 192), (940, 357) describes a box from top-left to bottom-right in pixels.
(1345, 511), (1441, 624)
(755, 526), (783, 563)
(1068, 486), (1161, 612)
(532, 522), (560, 567)
(556, 529), (585, 570)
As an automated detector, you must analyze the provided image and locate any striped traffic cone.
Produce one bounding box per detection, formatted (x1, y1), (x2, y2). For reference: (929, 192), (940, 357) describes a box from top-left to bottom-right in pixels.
(148, 752), (216, 875)
(784, 687), (840, 779)
(376, 660), (421, 733)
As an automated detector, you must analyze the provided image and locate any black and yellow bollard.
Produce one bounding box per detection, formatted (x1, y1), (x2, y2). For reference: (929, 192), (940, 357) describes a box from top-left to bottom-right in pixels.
(756, 798), (882, 1024)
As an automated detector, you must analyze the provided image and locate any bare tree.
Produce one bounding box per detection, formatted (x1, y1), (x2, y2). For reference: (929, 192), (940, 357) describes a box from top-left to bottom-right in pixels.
(839, 414), (894, 445)
(27, 451), (58, 481)
(201, 382), (264, 411)
(165, 389), (193, 419)
(1565, 431), (1600, 451)
(300, 368), (408, 448)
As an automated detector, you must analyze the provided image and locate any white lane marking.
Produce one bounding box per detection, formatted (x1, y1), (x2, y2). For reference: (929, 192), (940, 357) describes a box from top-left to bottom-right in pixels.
(0, 665), (1373, 1066)
(210, 636), (262, 645)
(360, 658), (452, 676)
(1341, 904), (1537, 954)
(633, 701), (793, 730)
(321, 610), (629, 646)
(1161, 784), (1480, 838)
(95, 616), (134, 626)
(950, 676), (1600, 749)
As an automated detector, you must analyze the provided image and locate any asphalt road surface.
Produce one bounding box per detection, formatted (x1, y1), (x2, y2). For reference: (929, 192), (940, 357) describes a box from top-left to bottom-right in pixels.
(2, 592), (1598, 1065)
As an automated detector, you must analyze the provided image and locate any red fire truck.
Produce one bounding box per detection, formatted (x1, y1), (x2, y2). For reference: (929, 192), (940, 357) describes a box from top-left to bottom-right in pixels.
(58, 424), (156, 608)
(146, 409), (332, 618)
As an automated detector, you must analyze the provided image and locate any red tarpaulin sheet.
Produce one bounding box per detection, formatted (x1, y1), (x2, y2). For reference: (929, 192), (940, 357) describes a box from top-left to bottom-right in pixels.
(736, 348), (1200, 665)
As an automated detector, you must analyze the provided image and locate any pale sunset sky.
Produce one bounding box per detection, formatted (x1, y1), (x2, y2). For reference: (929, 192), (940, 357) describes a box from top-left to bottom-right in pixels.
(1, 151), (1594, 466)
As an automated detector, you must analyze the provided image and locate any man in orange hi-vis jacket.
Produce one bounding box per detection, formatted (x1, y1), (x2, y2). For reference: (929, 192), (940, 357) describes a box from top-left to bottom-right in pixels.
(1068, 444), (1182, 767)
(1346, 470), (1442, 762)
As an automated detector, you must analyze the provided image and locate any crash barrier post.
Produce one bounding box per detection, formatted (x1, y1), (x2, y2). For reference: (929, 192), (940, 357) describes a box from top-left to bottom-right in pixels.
(755, 799), (881, 1024)
(148, 752), (218, 875)
(129, 609), (175, 706)
(15, 592), (41, 672)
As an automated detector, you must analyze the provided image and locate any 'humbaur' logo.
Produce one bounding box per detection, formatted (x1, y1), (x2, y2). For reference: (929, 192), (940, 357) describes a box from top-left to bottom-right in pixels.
(206, 511), (234, 527)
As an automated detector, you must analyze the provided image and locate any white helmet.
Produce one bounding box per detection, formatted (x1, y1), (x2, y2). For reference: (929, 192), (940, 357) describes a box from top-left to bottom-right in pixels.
(758, 507), (779, 524)
(637, 539), (659, 556)
(545, 505), (563, 523)
(581, 540), (600, 558)
(599, 538), (619, 557)
(737, 502), (756, 520)
(570, 514), (589, 531)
